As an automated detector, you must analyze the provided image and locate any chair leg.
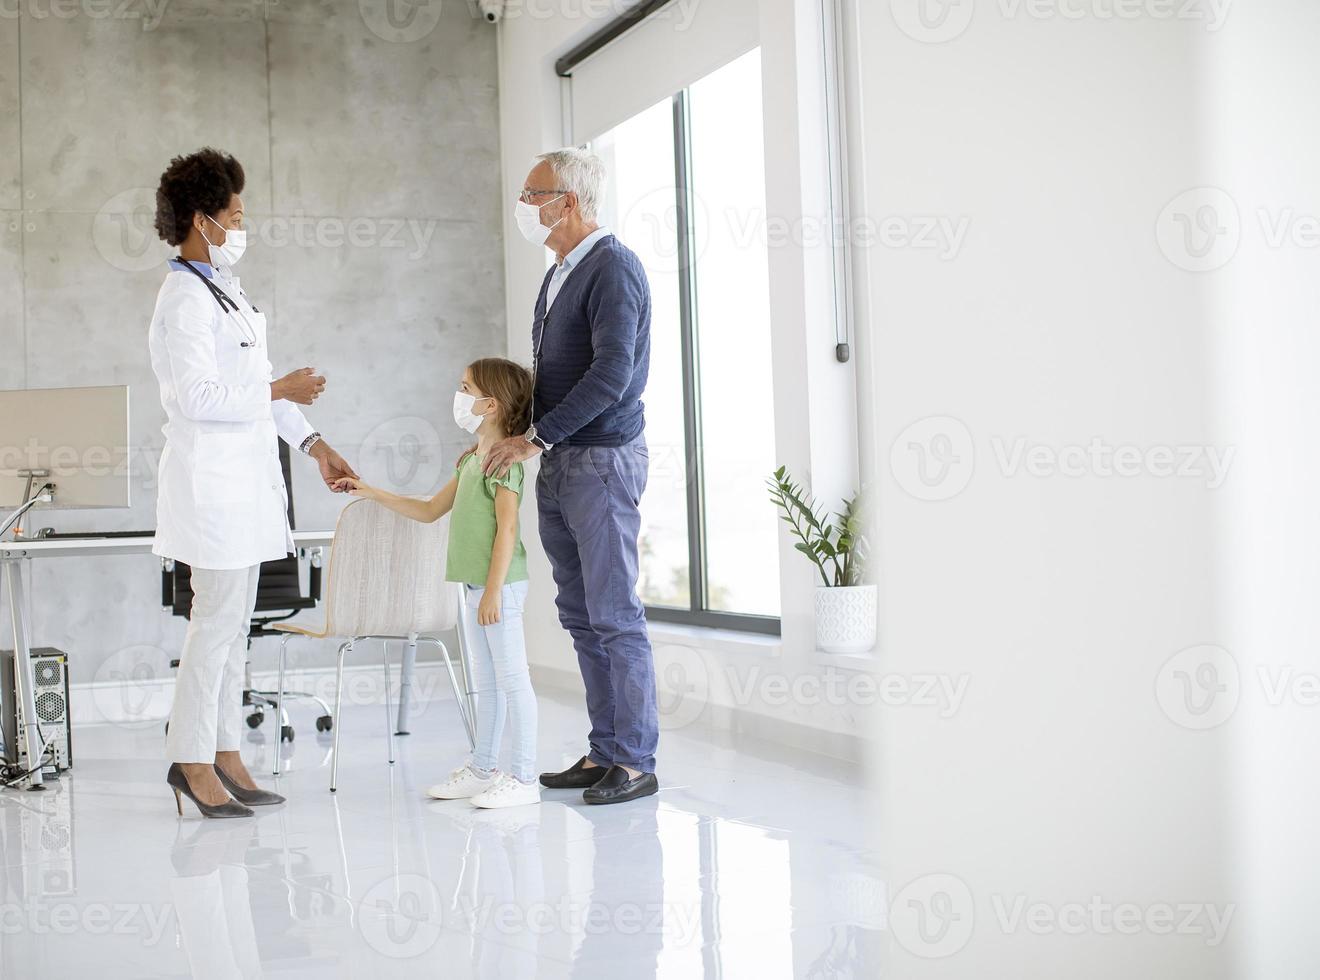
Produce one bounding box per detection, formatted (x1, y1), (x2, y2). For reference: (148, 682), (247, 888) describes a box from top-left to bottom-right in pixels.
(382, 640), (396, 766)
(273, 634), (292, 776)
(396, 632), (417, 736)
(422, 637), (476, 749)
(330, 639), (351, 793)
(453, 596), (479, 741)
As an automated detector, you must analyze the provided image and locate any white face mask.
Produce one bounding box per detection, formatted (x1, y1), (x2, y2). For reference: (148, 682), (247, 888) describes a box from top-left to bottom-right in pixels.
(452, 390), (488, 434)
(514, 194), (566, 247)
(201, 214), (247, 270)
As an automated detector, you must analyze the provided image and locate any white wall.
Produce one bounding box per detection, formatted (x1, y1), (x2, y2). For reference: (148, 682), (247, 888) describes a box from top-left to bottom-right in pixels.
(495, 0), (1320, 972)
(1213, 2), (1320, 976)
(853, 1), (1232, 976)
(497, 0), (869, 760)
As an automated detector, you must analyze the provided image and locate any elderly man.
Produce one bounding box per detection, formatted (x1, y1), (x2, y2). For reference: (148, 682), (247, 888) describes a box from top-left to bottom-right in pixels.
(484, 147), (657, 805)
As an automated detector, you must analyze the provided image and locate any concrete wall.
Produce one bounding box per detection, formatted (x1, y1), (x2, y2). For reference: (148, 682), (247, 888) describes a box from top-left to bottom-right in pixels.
(0, 1), (505, 689)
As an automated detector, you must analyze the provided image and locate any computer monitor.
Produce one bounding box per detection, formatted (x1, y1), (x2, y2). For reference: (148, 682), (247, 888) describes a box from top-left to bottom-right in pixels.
(0, 385), (132, 509)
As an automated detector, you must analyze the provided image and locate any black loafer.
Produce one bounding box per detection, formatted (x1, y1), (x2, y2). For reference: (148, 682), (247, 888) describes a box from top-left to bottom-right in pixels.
(540, 756), (608, 790)
(582, 765), (658, 805)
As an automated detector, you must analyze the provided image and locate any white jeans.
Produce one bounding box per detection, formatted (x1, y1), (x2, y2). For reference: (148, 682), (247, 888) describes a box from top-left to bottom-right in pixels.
(465, 581), (538, 782)
(165, 565), (260, 763)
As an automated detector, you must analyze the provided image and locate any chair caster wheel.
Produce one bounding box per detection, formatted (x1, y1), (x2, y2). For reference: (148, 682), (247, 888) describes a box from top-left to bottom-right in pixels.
(281, 725), (295, 743)
(316, 715), (333, 732)
(247, 711), (264, 729)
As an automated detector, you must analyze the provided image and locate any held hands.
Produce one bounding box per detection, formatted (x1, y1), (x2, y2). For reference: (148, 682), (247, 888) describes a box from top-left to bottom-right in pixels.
(312, 443), (359, 491)
(477, 589), (502, 626)
(330, 476), (377, 500)
(482, 436), (540, 478)
(272, 367), (326, 405)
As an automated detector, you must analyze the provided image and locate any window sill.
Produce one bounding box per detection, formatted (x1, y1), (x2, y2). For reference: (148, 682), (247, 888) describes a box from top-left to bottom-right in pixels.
(813, 648), (880, 672)
(647, 620), (782, 659)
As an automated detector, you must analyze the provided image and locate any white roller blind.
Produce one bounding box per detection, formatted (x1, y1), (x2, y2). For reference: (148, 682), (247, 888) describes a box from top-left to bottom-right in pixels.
(568, 0), (760, 143)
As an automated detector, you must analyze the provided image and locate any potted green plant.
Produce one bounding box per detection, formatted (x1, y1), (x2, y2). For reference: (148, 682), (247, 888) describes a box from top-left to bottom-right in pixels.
(768, 466), (875, 654)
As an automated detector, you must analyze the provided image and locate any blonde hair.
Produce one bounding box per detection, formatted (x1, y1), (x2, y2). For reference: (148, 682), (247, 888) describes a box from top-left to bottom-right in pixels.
(457, 358), (533, 469)
(467, 357), (533, 438)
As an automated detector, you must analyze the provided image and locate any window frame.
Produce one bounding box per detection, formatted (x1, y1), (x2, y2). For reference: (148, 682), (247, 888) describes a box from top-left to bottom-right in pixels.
(638, 87), (782, 638)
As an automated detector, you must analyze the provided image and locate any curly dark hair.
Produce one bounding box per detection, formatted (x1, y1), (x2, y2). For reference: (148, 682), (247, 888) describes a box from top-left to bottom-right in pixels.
(153, 148), (246, 246)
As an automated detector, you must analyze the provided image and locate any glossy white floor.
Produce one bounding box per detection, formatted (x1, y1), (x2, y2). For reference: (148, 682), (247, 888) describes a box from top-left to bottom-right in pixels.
(0, 682), (881, 978)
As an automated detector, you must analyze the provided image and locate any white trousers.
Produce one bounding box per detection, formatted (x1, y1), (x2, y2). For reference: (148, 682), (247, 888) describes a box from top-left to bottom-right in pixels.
(170, 866), (262, 978)
(165, 564), (261, 763)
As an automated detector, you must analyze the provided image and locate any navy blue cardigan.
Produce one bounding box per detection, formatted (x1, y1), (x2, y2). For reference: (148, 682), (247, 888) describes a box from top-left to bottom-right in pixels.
(531, 235), (652, 447)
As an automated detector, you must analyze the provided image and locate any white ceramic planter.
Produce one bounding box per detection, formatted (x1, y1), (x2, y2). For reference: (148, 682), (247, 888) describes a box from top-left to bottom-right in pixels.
(814, 584), (877, 654)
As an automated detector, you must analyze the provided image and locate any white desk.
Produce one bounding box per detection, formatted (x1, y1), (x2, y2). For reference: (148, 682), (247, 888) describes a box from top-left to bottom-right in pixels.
(0, 530), (334, 560)
(0, 530), (334, 790)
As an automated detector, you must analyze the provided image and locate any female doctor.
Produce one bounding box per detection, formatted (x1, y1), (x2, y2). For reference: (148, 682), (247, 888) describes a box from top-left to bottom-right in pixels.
(149, 148), (357, 818)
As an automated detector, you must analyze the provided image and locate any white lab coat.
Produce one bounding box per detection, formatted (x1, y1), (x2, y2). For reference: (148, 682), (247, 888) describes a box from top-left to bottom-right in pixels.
(148, 264), (315, 570)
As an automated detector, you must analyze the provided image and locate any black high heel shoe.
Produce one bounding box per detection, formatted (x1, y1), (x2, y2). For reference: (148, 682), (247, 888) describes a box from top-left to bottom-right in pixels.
(215, 765), (286, 806)
(167, 763), (254, 819)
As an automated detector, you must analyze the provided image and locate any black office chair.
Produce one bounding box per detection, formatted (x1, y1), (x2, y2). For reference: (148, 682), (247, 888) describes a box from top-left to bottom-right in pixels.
(162, 441), (332, 742)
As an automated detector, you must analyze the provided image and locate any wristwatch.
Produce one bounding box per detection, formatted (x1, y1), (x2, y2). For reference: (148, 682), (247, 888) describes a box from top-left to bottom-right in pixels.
(299, 431), (322, 455)
(525, 424), (553, 453)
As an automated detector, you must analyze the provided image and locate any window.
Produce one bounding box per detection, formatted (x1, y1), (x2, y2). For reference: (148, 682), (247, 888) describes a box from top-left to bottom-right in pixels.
(595, 49), (781, 634)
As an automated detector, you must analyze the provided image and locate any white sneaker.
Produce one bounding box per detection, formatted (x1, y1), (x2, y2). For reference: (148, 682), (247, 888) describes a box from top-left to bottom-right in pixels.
(470, 773), (541, 809)
(427, 764), (499, 800)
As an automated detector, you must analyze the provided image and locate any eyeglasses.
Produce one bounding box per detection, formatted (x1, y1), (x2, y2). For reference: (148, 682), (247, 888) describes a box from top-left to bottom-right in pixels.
(519, 188), (569, 204)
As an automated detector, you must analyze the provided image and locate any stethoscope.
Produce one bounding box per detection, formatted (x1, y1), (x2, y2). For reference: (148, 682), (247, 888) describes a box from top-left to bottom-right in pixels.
(174, 256), (261, 348)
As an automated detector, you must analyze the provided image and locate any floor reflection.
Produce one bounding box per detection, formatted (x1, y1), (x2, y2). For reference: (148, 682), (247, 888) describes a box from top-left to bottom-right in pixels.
(0, 689), (881, 978)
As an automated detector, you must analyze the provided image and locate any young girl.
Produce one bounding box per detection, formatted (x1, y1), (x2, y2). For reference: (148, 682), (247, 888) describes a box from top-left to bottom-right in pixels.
(334, 358), (540, 809)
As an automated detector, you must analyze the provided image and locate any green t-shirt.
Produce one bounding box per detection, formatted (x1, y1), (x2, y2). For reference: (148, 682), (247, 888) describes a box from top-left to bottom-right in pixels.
(445, 453), (529, 586)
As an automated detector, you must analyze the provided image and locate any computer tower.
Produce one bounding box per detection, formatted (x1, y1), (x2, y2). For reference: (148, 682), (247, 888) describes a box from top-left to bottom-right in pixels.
(0, 777), (77, 898)
(0, 647), (72, 773)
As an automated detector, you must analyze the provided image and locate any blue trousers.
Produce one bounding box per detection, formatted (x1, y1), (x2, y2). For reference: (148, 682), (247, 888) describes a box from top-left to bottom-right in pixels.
(536, 438), (658, 773)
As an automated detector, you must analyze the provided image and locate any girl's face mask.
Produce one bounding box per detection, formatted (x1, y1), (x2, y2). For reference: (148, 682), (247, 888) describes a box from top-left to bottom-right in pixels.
(453, 390), (489, 434)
